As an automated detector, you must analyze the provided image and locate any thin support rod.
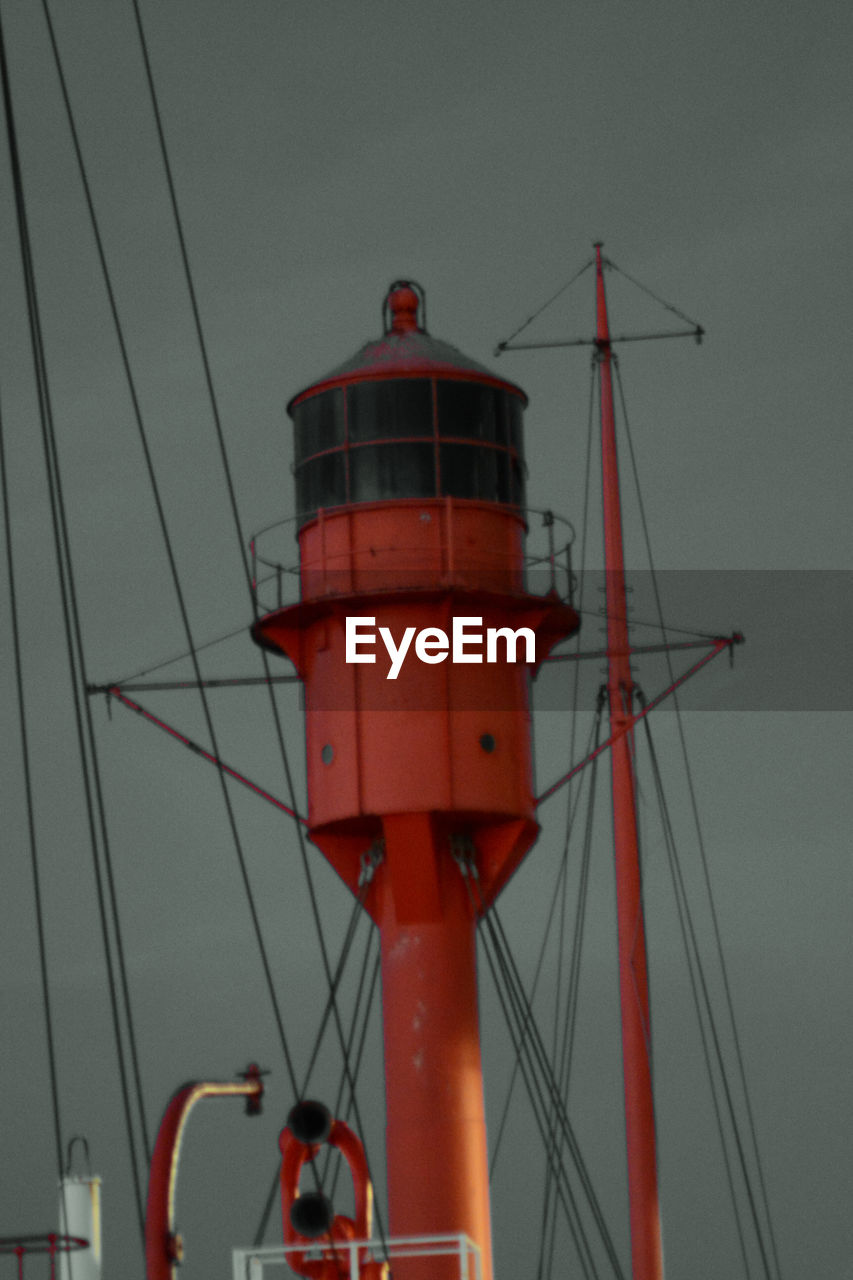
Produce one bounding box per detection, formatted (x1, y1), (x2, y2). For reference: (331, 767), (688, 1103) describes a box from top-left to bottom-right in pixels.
(106, 688), (308, 825)
(544, 635), (739, 663)
(497, 328), (702, 353)
(87, 674), (299, 694)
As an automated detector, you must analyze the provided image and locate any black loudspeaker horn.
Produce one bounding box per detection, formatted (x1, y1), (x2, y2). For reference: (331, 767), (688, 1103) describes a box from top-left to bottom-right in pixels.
(288, 1099), (333, 1145)
(290, 1190), (335, 1239)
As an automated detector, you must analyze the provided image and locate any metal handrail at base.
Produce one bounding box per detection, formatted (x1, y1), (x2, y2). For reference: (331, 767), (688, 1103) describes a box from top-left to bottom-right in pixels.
(232, 1233), (482, 1280)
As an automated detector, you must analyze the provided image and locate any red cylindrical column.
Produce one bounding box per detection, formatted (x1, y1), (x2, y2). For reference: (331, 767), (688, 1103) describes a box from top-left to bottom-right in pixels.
(595, 243), (663, 1280)
(378, 816), (491, 1280)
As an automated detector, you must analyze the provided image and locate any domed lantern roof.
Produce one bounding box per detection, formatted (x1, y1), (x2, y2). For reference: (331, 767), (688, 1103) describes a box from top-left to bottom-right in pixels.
(288, 282), (529, 521)
(287, 281), (527, 410)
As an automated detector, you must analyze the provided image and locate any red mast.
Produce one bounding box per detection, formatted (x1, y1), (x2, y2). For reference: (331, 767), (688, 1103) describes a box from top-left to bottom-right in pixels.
(594, 243), (663, 1280)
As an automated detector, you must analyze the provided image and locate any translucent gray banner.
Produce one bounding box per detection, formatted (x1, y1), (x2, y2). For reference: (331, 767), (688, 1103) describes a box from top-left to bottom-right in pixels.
(276, 571), (851, 712)
(533, 569), (851, 712)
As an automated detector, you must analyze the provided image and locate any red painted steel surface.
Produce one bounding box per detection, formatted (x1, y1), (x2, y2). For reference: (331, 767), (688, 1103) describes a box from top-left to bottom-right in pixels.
(296, 499), (528, 599)
(595, 244), (663, 1280)
(378, 815), (490, 1280)
(253, 498), (576, 907)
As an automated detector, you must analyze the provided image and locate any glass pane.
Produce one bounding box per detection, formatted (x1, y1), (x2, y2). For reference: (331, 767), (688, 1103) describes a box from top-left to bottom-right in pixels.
(348, 379), (433, 442)
(439, 442), (473, 497)
(437, 382), (499, 441)
(440, 443), (510, 503)
(295, 450), (346, 517)
(510, 455), (526, 508)
(495, 451), (512, 504)
(507, 394), (524, 453)
(492, 391), (509, 447)
(293, 389), (345, 462)
(480, 446), (504, 502)
(350, 442), (435, 502)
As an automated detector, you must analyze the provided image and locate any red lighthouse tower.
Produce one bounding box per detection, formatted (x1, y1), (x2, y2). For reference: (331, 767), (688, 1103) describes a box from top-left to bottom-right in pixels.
(253, 282), (579, 1280)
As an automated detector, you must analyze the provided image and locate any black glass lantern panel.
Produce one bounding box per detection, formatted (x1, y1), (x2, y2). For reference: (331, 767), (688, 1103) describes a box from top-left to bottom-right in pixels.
(507, 395), (525, 454)
(440, 443), (511, 503)
(491, 391), (509, 448)
(348, 379), (433, 443)
(437, 382), (500, 442)
(293, 389), (345, 463)
(349, 442), (436, 503)
(295, 450), (346, 517)
(509, 455), (526, 507)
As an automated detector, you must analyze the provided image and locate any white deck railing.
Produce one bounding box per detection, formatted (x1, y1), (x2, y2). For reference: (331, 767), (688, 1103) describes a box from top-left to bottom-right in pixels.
(232, 1234), (482, 1280)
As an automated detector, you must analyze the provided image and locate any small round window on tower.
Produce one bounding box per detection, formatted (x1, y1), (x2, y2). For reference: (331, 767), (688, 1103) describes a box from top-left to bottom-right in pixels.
(321, 744), (334, 765)
(479, 733), (496, 754)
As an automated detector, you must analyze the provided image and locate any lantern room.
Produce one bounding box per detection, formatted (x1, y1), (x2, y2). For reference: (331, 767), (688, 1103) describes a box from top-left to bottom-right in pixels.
(253, 281), (579, 906)
(289, 281), (527, 523)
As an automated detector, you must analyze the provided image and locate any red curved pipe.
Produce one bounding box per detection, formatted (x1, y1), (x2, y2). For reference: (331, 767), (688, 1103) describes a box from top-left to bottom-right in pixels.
(145, 1066), (263, 1280)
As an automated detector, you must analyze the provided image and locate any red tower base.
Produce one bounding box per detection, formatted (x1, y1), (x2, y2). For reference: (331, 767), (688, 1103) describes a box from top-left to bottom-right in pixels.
(378, 814), (491, 1280)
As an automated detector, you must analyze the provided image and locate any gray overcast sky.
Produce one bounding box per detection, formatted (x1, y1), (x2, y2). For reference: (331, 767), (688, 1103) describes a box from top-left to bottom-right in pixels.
(0, 2), (851, 1278)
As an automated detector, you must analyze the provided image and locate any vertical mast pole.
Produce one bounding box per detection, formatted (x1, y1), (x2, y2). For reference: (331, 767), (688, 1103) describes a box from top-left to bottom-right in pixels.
(594, 243), (663, 1280)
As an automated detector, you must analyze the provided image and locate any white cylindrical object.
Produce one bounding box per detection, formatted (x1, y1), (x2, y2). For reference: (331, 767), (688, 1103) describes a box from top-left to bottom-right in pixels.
(58, 1176), (102, 1280)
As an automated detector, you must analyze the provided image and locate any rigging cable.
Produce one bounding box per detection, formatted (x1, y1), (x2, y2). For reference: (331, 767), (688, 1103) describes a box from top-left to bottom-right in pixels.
(489, 400), (627, 1260)
(463, 853), (626, 1278)
(539, 693), (604, 1280)
(299, 864), (377, 1098)
(325, 939), (383, 1196)
(640, 711), (753, 1277)
(487, 705), (603, 1173)
(537, 344), (598, 1280)
(95, 674), (300, 693)
(613, 358), (782, 1279)
(111, 619), (273, 687)
(0, 1), (150, 1241)
(477, 905), (597, 1278)
(495, 256), (594, 351)
(547, 636), (733, 664)
(556, 610), (725, 643)
(0, 341), (66, 1220)
(128, 0), (388, 1243)
(471, 871), (616, 1280)
(603, 257), (703, 333)
(251, 925), (382, 1247)
(39, 0), (304, 1130)
(292, 871), (380, 1264)
(481, 891), (626, 1279)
